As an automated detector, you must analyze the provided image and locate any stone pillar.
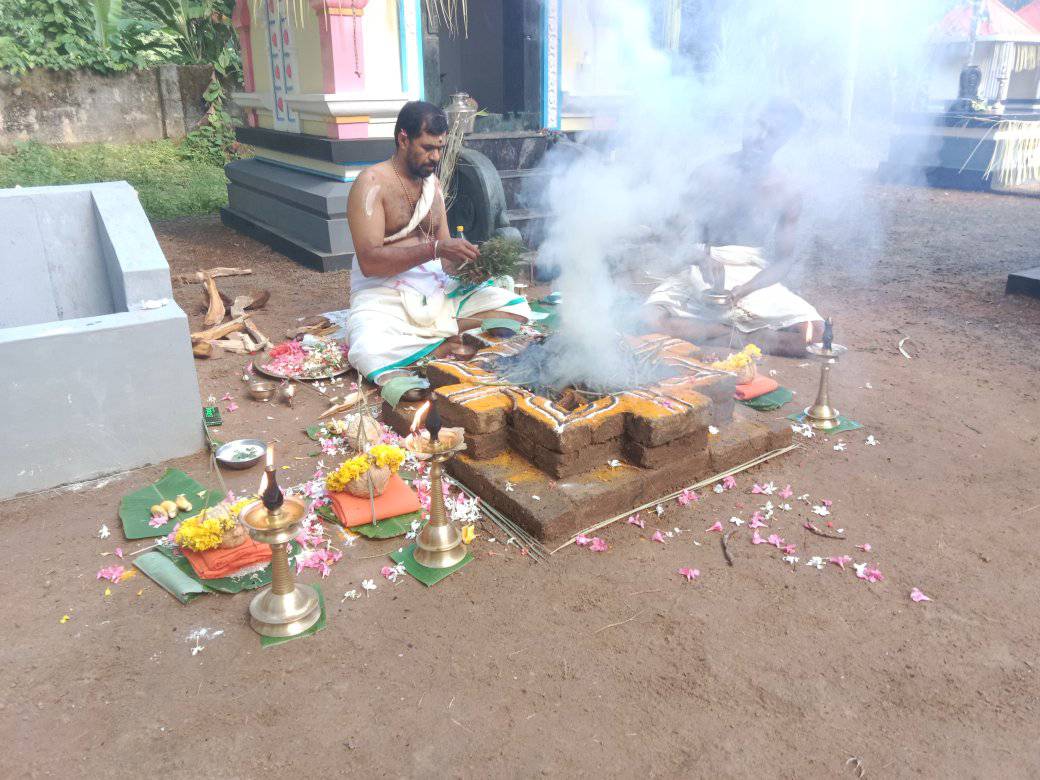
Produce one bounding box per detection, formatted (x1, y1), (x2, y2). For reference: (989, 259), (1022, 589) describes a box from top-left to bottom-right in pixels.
(232, 0), (258, 127)
(157, 64), (187, 139)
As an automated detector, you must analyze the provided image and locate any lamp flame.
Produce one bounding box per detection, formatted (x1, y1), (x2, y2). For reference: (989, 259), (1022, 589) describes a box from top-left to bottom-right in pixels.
(410, 400), (431, 433)
(266, 445), (274, 468)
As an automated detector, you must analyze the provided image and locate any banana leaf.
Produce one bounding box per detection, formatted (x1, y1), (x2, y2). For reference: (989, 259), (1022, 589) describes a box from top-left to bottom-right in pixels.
(118, 468), (223, 540)
(155, 541), (301, 594)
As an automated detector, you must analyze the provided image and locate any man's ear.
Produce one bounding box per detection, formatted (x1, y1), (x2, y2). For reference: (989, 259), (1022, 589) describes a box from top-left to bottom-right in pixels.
(396, 129), (408, 149)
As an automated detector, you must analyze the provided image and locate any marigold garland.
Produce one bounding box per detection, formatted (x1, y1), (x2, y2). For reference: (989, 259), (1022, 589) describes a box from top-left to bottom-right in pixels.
(325, 445), (406, 493)
(175, 497), (254, 552)
(709, 343), (762, 372)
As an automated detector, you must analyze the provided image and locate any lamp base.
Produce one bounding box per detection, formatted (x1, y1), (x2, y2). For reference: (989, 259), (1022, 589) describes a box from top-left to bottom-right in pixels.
(413, 523), (467, 569)
(803, 403), (842, 431)
(248, 583), (322, 637)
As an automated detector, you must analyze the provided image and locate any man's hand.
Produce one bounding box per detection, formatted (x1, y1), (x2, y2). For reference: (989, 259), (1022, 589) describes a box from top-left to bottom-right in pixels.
(439, 238), (479, 275)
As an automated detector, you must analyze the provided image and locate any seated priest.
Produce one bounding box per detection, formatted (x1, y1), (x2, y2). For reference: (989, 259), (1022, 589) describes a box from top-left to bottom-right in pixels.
(345, 101), (531, 402)
(643, 98), (823, 357)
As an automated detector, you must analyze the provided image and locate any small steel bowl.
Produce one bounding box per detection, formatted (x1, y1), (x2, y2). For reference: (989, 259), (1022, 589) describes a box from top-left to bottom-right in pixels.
(248, 381), (276, 401)
(215, 438), (267, 470)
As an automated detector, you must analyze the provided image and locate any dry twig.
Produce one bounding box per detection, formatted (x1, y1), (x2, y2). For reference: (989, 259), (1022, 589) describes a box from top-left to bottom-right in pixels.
(592, 608), (649, 635)
(804, 523), (847, 540)
(722, 529), (738, 566)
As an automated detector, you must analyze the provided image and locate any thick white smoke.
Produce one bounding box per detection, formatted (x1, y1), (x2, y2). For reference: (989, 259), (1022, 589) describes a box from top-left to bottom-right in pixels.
(531, 0), (951, 390)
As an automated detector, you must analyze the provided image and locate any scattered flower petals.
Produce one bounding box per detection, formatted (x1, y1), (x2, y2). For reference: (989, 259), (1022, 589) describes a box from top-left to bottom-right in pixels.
(97, 524), (110, 539)
(767, 534), (785, 549)
(708, 425), (720, 435)
(782, 555), (799, 565)
(778, 485), (793, 499)
(865, 435), (878, 446)
(729, 516), (745, 526)
(812, 505), (831, 517)
(341, 589), (360, 601)
(460, 525), (476, 544)
(751, 481), (776, 495)
(589, 537), (608, 552)
(361, 579), (377, 594)
(575, 534), (592, 547)
(531, 495), (541, 501)
(705, 521), (723, 533)
(797, 493), (811, 503)
(781, 543), (797, 555)
(226, 402), (239, 413)
(779, 503), (792, 511)
(677, 488), (698, 507)
(857, 543), (872, 552)
(748, 511), (768, 529)
(221, 392), (233, 401)
(655, 504), (665, 517)
(103, 587), (112, 597)
(722, 476), (737, 490)
(504, 481), (514, 492)
(822, 499), (832, 507)
(853, 563), (884, 583)
(627, 514), (645, 528)
(651, 530), (668, 543)
(97, 565), (125, 583)
(833, 442), (847, 451)
(677, 567), (700, 581)
(751, 530), (767, 545)
(607, 459), (621, 468)
(910, 587), (931, 603)
(829, 555), (853, 570)
(805, 556), (825, 570)
(712, 484), (725, 494)
(113, 547), (124, 559)
(792, 423), (814, 438)
(59, 615), (70, 624)
(381, 564), (407, 582)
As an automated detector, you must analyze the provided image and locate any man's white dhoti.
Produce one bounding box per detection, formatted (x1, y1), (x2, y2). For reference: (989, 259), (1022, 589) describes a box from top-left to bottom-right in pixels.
(347, 278), (531, 381)
(647, 244), (821, 332)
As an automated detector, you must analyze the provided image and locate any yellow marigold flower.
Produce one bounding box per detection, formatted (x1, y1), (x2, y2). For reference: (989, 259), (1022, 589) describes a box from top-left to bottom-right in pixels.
(368, 444), (405, 472)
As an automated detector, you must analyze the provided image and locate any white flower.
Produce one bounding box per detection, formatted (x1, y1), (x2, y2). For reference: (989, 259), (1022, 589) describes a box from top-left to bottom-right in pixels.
(708, 425), (720, 435)
(805, 556), (825, 570)
(768, 369), (778, 377)
(673, 527), (682, 535)
(797, 493), (811, 503)
(97, 524), (111, 539)
(865, 435), (878, 446)
(532, 495), (541, 501)
(791, 423), (814, 438)
(812, 505), (830, 517)
(665, 531), (675, 538)
(713, 484), (725, 494)
(692, 540), (702, 547)
(852, 563), (868, 578)
(504, 481), (514, 492)
(405, 520), (421, 540)
(864, 382), (873, 389)
(341, 589), (360, 601)
(779, 503), (792, 511)
(729, 516), (745, 526)
(761, 481), (777, 495)
(608, 459), (621, 468)
(361, 579), (377, 595)
(655, 504), (664, 517)
(782, 555), (800, 565)
(833, 442), (847, 452)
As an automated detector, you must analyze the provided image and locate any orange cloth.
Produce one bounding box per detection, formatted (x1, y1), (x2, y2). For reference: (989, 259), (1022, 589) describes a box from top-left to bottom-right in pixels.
(734, 375), (780, 401)
(328, 474), (422, 527)
(181, 536), (272, 580)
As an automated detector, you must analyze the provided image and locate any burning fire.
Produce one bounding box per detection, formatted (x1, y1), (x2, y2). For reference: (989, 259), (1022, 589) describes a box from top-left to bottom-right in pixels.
(410, 400), (431, 433)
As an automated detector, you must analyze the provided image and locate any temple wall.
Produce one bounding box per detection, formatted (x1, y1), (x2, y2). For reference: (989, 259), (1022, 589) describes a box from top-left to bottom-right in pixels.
(0, 65), (222, 151)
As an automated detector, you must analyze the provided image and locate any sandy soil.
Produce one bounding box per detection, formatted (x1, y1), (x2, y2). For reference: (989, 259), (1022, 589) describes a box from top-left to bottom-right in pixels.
(3, 184), (1040, 778)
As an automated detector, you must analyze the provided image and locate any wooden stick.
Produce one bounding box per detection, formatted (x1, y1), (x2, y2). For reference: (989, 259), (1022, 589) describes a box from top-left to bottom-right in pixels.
(174, 267), (253, 284)
(203, 275), (225, 326)
(190, 314), (246, 343)
(804, 522), (846, 540)
(722, 529), (737, 566)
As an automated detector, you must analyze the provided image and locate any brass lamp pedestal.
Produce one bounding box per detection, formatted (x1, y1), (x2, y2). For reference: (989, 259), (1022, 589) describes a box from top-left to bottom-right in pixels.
(804, 343), (848, 432)
(413, 446), (467, 569)
(240, 496), (321, 637)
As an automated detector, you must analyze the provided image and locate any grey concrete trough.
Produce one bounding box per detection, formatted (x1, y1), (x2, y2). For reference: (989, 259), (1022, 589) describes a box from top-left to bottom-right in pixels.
(0, 181), (203, 500)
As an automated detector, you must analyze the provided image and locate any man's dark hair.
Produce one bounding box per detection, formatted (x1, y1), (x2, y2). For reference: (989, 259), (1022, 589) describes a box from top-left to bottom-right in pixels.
(394, 101), (448, 147)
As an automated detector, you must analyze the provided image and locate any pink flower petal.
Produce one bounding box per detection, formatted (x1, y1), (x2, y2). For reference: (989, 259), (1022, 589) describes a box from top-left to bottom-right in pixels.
(226, 402), (239, 412)
(589, 537), (608, 552)
(96, 565), (125, 583)
(114, 547), (124, 559)
(627, 514), (645, 528)
(748, 511), (768, 529)
(829, 555), (852, 570)
(221, 392), (233, 401)
(575, 534), (592, 547)
(857, 543), (872, 552)
(782, 543), (797, 555)
(651, 530), (667, 543)
(751, 529), (766, 545)
(910, 587), (931, 602)
(705, 521), (723, 533)
(767, 533), (785, 549)
(722, 476), (736, 490)
(778, 485), (793, 499)
(822, 499), (832, 507)
(677, 567), (700, 581)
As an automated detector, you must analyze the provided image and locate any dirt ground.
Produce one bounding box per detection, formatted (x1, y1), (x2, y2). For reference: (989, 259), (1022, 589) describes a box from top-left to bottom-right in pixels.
(4, 184), (1040, 778)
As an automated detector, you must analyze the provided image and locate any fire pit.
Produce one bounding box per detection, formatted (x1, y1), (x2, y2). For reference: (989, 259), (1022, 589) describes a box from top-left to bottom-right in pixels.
(383, 332), (792, 543)
(424, 333), (737, 478)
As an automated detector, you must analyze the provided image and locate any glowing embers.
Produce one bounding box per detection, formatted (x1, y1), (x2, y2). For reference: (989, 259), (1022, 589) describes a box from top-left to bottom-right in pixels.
(425, 334), (739, 478)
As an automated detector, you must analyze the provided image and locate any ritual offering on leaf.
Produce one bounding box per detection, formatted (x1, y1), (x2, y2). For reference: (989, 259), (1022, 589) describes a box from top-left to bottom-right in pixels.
(450, 235), (524, 287)
(708, 343), (762, 383)
(175, 497), (256, 551)
(255, 335), (349, 380)
(324, 413), (384, 451)
(326, 443), (407, 498)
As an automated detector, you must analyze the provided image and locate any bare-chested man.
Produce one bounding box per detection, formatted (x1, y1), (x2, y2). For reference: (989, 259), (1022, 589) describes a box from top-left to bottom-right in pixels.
(346, 101), (531, 400)
(643, 98), (823, 357)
